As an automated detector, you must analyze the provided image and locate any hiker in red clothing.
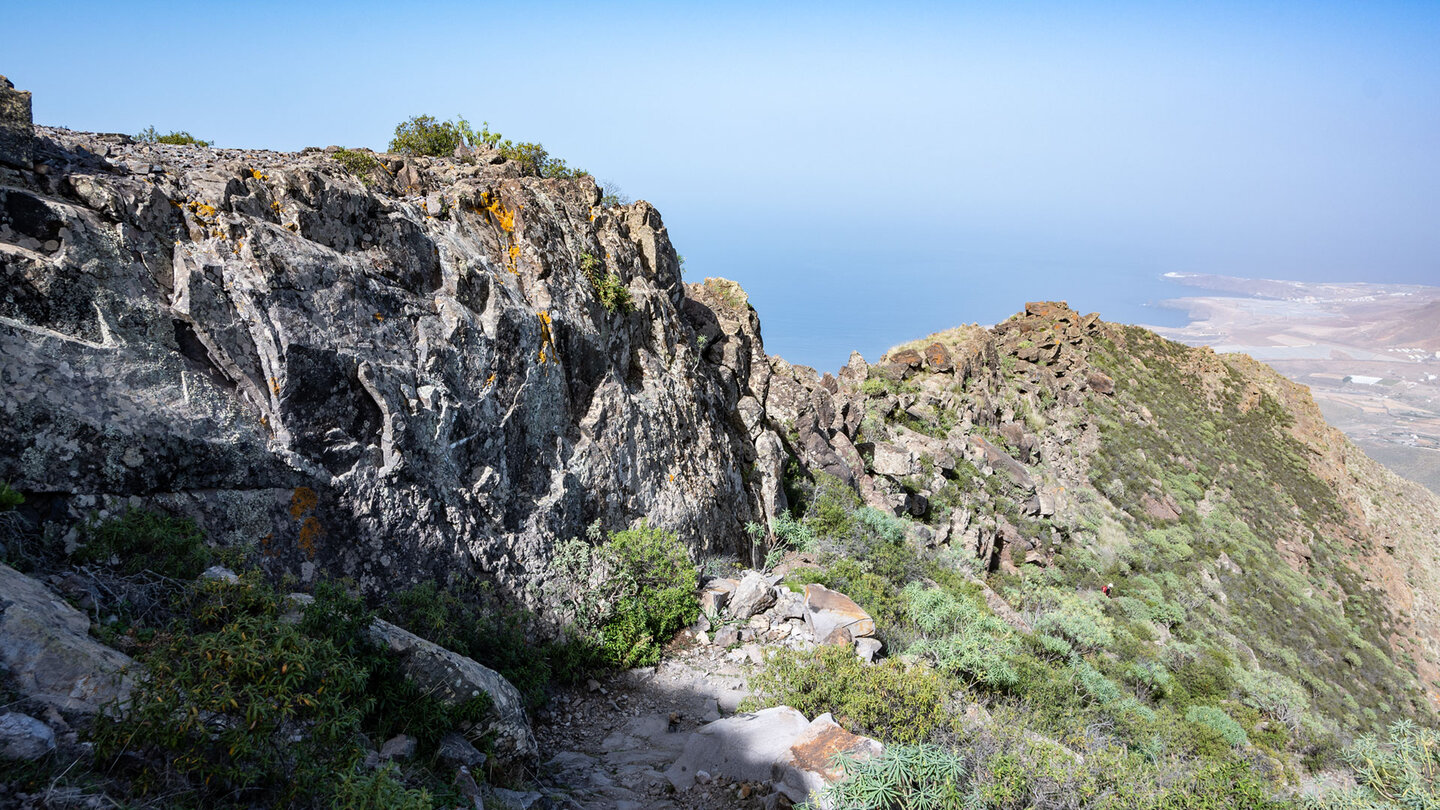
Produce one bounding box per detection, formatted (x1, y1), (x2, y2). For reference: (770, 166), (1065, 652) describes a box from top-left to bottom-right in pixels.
(1102, 582), (1113, 597)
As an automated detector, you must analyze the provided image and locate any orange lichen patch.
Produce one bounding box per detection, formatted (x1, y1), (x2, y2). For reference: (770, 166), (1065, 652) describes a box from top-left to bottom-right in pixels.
(472, 190), (521, 273)
(479, 191), (516, 233)
(373, 313), (385, 322)
(251, 170), (269, 181)
(484, 373), (496, 388)
(186, 201), (217, 219)
(537, 311), (556, 365)
(289, 486), (318, 519)
(297, 516), (323, 559)
(788, 724), (874, 782)
(269, 376), (281, 395)
(271, 200), (281, 212)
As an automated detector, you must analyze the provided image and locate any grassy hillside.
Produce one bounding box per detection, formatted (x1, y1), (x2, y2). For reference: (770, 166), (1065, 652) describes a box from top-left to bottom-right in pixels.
(745, 302), (1440, 807)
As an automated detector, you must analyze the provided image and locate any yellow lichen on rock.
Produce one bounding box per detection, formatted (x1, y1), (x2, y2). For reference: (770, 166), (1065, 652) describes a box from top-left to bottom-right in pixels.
(537, 311), (556, 364)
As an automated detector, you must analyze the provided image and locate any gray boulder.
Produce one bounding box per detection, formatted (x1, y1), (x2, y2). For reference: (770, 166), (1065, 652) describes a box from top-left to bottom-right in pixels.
(727, 571), (775, 620)
(664, 706), (811, 790)
(700, 578), (737, 618)
(855, 637), (883, 663)
(803, 583), (876, 645)
(0, 563), (133, 715)
(0, 712), (55, 760)
(367, 617), (535, 767)
(379, 733), (417, 761)
(438, 731), (488, 769)
(773, 712), (884, 806)
(871, 443), (914, 478)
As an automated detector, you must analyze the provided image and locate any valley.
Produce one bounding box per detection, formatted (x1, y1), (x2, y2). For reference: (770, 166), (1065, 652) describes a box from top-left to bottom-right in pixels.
(1148, 273), (1440, 493)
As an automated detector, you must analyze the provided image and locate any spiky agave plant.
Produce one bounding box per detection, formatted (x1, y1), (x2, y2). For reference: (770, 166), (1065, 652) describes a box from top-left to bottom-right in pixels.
(815, 744), (972, 810)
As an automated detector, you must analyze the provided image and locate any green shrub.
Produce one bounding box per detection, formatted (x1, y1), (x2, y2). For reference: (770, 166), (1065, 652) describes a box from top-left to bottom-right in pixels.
(1032, 592), (1115, 653)
(1115, 595), (1153, 623)
(580, 253), (634, 314)
(904, 584), (1021, 689)
(390, 115), (466, 156)
(1173, 647), (1235, 705)
(1073, 658), (1126, 706)
(1155, 759), (1293, 810)
(1125, 660), (1173, 698)
(746, 645), (951, 745)
(94, 576), (372, 804)
(389, 115), (589, 178)
(0, 481), (23, 510)
(76, 507), (212, 579)
(1233, 666), (1309, 732)
(1305, 720), (1440, 810)
(1185, 705), (1249, 748)
(136, 125), (212, 146)
(803, 472), (864, 538)
(597, 524), (698, 666)
(547, 523), (698, 670)
(93, 574), (490, 805)
(331, 149), (382, 184)
(1029, 633), (1074, 660)
(329, 764), (434, 810)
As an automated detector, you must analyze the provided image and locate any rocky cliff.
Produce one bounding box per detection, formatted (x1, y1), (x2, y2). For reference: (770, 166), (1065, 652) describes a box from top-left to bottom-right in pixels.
(5, 84), (1440, 728)
(0, 118), (789, 607)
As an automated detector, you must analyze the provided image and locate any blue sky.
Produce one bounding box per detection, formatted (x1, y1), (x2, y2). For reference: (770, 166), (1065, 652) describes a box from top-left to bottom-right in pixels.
(8, 1), (1439, 369)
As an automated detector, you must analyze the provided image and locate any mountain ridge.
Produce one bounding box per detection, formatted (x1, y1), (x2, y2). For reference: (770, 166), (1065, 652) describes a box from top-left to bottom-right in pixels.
(3, 106), (1440, 806)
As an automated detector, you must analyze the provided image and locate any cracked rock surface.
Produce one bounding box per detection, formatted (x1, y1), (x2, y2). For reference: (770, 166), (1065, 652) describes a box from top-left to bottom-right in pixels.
(0, 128), (788, 606)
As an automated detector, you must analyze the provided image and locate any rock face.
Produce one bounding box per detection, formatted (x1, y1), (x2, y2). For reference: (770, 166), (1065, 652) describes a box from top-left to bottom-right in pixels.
(366, 616), (535, 766)
(0, 126), (786, 606)
(0, 563), (133, 715)
(0, 76), (32, 169)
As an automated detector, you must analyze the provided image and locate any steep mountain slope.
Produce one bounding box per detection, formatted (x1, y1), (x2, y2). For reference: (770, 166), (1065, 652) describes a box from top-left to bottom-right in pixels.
(769, 301), (1440, 740)
(0, 126), (788, 605)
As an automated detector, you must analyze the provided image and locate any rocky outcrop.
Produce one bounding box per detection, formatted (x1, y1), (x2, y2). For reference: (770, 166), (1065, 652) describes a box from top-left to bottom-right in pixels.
(0, 124), (786, 606)
(0, 563), (133, 715)
(699, 570), (878, 663)
(0, 76), (31, 169)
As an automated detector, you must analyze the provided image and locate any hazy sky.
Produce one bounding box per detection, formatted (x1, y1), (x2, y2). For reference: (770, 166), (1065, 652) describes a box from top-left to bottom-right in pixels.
(8, 1), (1439, 369)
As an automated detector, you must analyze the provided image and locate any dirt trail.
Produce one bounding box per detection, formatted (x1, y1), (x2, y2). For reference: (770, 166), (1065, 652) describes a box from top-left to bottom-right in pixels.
(533, 637), (787, 809)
